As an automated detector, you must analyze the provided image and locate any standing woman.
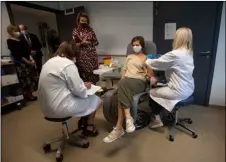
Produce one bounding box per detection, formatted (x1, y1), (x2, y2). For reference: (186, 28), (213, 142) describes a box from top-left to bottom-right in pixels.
(145, 27), (195, 128)
(6, 25), (38, 101)
(72, 12), (99, 84)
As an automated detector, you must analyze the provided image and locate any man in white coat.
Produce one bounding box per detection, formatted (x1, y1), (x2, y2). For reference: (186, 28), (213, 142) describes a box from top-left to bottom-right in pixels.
(38, 41), (101, 136)
(145, 27), (195, 128)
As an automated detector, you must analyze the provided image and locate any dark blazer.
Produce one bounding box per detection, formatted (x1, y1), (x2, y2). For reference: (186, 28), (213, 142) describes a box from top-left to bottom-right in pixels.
(20, 33), (43, 58)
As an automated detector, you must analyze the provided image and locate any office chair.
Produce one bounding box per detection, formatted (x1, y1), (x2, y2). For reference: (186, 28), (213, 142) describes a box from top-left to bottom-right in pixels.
(42, 116), (89, 162)
(160, 95), (198, 142)
(103, 41), (157, 130)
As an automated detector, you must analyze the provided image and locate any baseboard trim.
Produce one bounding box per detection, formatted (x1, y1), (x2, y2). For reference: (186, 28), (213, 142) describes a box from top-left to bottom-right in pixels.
(209, 105), (225, 109)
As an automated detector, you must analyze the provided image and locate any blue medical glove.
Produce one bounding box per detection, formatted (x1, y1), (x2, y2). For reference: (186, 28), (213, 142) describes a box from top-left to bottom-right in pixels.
(147, 54), (153, 59)
(156, 54), (162, 58)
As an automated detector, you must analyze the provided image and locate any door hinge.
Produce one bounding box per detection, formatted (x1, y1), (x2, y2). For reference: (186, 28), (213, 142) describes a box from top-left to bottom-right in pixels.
(155, 2), (159, 16)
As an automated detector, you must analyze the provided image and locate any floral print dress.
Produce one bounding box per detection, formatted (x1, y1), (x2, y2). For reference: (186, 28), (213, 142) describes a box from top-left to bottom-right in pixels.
(72, 26), (99, 84)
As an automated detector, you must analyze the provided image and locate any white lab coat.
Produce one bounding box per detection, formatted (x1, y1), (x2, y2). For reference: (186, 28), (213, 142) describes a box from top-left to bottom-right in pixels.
(38, 56), (101, 118)
(145, 49), (195, 112)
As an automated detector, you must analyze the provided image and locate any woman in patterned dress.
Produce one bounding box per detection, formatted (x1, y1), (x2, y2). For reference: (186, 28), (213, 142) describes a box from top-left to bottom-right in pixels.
(6, 25), (38, 101)
(72, 12), (99, 84)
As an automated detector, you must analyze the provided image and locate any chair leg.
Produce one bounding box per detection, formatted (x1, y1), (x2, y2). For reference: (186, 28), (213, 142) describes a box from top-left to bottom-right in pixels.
(56, 139), (66, 162)
(178, 118), (193, 124)
(168, 111), (177, 142)
(44, 137), (64, 145)
(176, 121), (197, 138)
(167, 109), (198, 141)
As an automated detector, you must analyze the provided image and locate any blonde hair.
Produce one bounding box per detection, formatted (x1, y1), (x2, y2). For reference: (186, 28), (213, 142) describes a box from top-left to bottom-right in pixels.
(7, 24), (19, 37)
(172, 27), (193, 53)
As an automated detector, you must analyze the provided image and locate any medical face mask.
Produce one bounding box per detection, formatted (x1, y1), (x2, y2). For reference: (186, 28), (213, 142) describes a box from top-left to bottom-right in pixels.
(72, 58), (76, 63)
(21, 30), (28, 35)
(13, 32), (21, 37)
(133, 46), (142, 53)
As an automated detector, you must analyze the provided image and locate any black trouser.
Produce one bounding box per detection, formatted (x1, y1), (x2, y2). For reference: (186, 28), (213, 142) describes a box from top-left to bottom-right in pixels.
(149, 97), (164, 115)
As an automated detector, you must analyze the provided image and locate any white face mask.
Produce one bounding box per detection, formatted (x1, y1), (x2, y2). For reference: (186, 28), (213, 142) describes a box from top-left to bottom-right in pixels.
(13, 32), (21, 37)
(72, 58), (76, 63)
(133, 46), (142, 53)
(21, 30), (28, 35)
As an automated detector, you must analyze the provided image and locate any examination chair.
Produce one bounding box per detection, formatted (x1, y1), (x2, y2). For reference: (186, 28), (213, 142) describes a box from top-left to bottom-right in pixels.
(42, 117), (90, 162)
(103, 41), (157, 130)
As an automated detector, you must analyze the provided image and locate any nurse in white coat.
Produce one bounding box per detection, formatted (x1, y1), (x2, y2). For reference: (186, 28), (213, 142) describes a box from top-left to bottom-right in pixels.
(145, 27), (195, 128)
(38, 41), (101, 136)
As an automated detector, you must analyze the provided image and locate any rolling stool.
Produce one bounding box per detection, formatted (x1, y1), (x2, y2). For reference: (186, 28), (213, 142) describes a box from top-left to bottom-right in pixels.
(42, 116), (89, 162)
(162, 96), (198, 142)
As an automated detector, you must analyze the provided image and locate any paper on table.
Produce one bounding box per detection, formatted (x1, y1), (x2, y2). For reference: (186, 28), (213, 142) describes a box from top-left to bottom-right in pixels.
(87, 84), (102, 95)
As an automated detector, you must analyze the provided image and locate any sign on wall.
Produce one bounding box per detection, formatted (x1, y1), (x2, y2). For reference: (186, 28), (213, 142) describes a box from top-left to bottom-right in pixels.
(164, 23), (176, 40)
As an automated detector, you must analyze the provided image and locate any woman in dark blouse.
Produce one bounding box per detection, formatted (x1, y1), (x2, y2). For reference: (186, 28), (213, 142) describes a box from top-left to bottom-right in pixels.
(7, 25), (38, 101)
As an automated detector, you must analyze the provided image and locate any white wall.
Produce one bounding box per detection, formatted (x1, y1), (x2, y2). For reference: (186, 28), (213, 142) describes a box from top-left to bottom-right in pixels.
(209, 2), (225, 106)
(10, 4), (58, 63)
(1, 2), (11, 56)
(60, 2), (153, 55)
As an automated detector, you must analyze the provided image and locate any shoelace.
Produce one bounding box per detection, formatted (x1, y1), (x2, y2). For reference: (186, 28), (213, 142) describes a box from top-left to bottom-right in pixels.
(126, 118), (134, 127)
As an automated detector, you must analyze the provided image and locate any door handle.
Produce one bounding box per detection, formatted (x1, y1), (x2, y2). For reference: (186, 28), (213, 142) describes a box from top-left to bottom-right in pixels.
(200, 51), (211, 56)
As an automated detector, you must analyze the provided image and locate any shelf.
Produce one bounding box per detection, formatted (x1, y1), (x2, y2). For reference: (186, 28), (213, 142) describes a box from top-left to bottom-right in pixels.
(1, 59), (13, 66)
(1, 99), (24, 108)
(1, 62), (14, 66)
(1, 82), (19, 87)
(1, 74), (19, 87)
(1, 95), (24, 108)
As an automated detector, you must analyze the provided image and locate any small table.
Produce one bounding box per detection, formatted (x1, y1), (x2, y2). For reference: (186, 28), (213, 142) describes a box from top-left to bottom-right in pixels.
(93, 66), (122, 86)
(93, 66), (121, 75)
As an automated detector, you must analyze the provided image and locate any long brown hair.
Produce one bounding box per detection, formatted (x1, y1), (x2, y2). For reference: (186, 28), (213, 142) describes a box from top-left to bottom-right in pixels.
(54, 41), (78, 59)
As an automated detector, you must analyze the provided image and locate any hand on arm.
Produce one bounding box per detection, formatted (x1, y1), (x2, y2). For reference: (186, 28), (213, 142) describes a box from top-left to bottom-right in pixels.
(145, 52), (175, 71)
(22, 57), (34, 65)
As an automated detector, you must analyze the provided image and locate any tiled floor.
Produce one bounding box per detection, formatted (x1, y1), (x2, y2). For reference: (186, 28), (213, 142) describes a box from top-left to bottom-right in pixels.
(2, 101), (225, 162)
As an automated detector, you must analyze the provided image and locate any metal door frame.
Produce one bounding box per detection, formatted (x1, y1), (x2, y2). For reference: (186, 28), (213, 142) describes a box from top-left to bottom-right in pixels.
(153, 2), (223, 106)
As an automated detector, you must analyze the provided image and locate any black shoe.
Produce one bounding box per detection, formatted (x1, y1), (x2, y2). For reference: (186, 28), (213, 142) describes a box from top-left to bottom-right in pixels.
(27, 96), (37, 101)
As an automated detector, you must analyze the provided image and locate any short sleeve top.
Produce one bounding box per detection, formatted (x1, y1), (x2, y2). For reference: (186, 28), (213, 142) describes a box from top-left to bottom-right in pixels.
(123, 54), (148, 81)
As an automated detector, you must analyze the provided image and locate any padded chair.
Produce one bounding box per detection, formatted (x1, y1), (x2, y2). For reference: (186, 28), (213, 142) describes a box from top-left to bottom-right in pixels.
(42, 117), (89, 162)
(103, 41), (157, 130)
(161, 95), (198, 142)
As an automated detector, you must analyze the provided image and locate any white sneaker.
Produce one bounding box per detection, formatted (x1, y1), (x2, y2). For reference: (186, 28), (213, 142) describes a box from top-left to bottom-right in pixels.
(126, 116), (136, 133)
(149, 115), (164, 128)
(103, 127), (125, 143)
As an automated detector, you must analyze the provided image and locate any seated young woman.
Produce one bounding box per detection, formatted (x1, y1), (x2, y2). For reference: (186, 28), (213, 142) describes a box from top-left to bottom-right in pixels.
(103, 36), (154, 143)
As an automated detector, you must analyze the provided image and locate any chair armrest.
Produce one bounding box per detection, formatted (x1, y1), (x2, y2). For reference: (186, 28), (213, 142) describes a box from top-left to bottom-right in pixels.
(132, 92), (149, 121)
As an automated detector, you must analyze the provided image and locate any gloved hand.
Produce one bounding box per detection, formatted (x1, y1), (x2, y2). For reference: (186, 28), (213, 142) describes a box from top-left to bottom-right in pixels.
(146, 54), (153, 59)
